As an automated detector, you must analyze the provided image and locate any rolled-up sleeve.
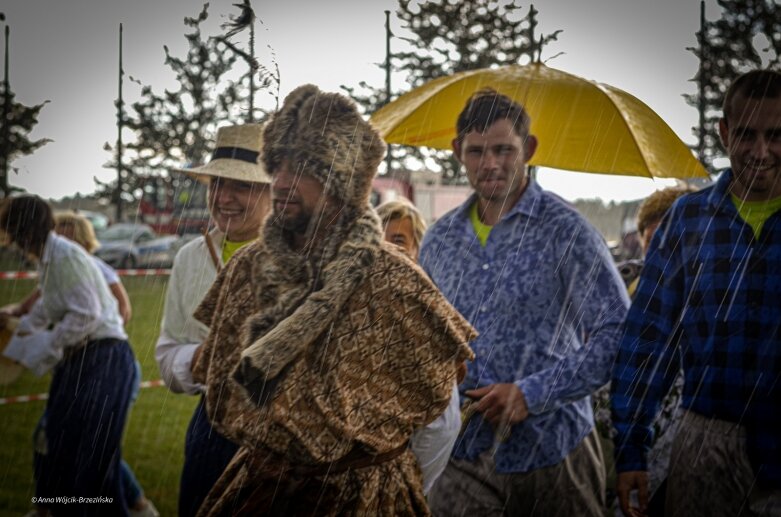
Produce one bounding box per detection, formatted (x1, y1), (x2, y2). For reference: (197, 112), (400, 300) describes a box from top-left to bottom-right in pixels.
(5, 247), (107, 376)
(155, 335), (202, 394)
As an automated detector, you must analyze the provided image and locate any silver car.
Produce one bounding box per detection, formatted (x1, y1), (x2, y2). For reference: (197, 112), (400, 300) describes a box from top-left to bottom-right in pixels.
(95, 223), (179, 269)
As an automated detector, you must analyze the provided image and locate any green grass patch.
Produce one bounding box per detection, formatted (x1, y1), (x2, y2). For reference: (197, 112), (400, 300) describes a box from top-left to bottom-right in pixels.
(0, 275), (198, 516)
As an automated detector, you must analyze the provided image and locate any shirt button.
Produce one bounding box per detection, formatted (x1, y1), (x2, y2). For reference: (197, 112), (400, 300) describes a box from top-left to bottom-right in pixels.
(480, 306), (487, 313)
(482, 263), (489, 270)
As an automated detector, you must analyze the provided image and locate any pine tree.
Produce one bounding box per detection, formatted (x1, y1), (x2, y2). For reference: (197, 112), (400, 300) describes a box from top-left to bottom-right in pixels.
(686, 0), (780, 172)
(344, 1), (561, 183)
(0, 85), (51, 196)
(95, 4), (253, 206)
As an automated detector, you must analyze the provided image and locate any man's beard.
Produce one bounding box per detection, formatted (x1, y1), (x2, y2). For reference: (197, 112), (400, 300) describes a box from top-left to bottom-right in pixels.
(272, 209), (311, 234)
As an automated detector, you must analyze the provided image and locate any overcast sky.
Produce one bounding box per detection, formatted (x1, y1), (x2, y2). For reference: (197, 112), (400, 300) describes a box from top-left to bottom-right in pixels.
(3, 0), (722, 202)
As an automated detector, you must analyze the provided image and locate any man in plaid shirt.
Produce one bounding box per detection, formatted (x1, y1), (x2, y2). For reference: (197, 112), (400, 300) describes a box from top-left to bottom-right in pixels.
(611, 69), (781, 517)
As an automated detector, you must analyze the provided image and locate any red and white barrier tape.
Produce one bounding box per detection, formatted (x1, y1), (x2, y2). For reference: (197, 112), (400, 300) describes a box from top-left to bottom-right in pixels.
(0, 379), (166, 406)
(0, 271), (38, 280)
(0, 392), (48, 405)
(116, 269), (172, 277)
(0, 269), (171, 280)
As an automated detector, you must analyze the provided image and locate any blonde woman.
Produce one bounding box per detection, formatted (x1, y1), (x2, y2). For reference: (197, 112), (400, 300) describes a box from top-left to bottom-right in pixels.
(55, 212), (132, 323)
(376, 198), (427, 260)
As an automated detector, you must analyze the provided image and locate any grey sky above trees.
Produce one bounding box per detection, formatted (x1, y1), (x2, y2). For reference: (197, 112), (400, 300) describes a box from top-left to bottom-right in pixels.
(4, 0), (726, 202)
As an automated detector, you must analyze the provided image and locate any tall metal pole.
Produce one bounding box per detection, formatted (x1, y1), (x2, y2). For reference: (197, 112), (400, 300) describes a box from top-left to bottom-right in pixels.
(527, 5), (539, 181)
(528, 4), (537, 63)
(1, 22), (10, 198)
(696, 0), (707, 169)
(115, 23), (124, 221)
(248, 11), (255, 122)
(384, 10), (392, 175)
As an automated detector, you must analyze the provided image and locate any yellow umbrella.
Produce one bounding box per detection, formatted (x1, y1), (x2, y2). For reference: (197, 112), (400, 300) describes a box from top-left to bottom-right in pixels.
(371, 63), (708, 179)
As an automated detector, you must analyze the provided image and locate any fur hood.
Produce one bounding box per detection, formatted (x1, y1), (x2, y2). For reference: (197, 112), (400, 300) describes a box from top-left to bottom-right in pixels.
(262, 84), (386, 210)
(221, 85), (390, 389)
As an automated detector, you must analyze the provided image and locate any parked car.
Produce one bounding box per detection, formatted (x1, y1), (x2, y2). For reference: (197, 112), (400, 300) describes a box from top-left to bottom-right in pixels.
(78, 210), (110, 234)
(95, 223), (179, 269)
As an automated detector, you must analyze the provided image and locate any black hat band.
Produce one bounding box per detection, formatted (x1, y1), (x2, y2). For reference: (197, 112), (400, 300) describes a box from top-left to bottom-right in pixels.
(211, 146), (259, 164)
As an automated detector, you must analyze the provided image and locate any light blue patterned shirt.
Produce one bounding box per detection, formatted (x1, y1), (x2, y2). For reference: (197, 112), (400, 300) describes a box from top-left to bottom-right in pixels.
(420, 181), (629, 473)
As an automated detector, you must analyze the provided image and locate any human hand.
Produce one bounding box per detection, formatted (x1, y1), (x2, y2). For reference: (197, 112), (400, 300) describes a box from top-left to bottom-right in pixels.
(0, 311), (10, 330)
(465, 383), (529, 427)
(616, 471), (649, 517)
(0, 304), (21, 327)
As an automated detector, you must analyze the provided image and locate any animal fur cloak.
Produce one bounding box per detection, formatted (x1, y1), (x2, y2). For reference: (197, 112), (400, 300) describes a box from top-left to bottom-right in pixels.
(191, 85), (475, 516)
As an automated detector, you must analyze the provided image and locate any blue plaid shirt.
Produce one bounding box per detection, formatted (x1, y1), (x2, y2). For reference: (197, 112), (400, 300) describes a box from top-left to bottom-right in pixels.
(611, 169), (781, 487)
(420, 181), (629, 473)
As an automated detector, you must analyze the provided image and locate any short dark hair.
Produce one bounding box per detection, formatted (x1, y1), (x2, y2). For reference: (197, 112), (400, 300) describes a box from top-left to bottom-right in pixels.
(455, 89), (532, 143)
(0, 195), (54, 256)
(722, 69), (781, 126)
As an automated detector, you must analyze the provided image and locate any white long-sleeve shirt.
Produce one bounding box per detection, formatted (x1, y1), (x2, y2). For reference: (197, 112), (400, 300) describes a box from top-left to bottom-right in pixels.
(154, 230), (460, 493)
(412, 381), (460, 494)
(4, 232), (126, 376)
(155, 231), (223, 395)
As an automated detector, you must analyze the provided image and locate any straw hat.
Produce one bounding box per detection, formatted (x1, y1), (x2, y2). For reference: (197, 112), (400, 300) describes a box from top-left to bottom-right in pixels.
(0, 317), (23, 385)
(173, 123), (271, 184)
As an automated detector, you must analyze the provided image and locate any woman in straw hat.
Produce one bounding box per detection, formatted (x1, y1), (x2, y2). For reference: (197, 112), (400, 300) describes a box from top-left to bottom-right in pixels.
(153, 123), (272, 517)
(0, 195), (136, 516)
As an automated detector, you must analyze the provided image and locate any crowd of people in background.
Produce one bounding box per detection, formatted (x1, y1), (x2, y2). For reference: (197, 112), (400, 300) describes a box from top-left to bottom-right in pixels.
(0, 67), (779, 517)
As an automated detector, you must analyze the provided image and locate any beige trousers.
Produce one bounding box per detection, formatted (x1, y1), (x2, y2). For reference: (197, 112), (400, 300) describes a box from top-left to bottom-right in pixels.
(666, 410), (781, 517)
(428, 428), (606, 517)
(665, 411), (781, 517)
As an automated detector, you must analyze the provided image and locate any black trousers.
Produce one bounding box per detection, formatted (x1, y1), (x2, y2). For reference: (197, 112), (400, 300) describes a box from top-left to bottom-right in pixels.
(179, 397), (239, 517)
(36, 339), (135, 517)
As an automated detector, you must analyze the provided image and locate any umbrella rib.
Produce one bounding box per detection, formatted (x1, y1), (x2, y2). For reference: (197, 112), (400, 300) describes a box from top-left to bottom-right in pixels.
(372, 71), (478, 143)
(588, 82), (654, 178)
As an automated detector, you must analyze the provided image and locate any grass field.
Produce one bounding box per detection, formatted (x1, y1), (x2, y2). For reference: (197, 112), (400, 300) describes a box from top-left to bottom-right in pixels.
(0, 272), (197, 517)
(0, 253), (621, 516)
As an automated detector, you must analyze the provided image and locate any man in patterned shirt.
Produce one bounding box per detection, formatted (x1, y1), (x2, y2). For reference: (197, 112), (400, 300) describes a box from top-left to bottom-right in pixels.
(422, 89), (629, 515)
(611, 69), (781, 517)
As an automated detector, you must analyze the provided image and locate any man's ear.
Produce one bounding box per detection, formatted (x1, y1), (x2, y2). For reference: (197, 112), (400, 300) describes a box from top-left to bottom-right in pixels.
(452, 138), (463, 164)
(525, 135), (538, 161)
(718, 118), (730, 150)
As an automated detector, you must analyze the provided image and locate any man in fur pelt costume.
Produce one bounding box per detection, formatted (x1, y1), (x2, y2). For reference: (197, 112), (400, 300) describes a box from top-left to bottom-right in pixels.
(190, 84), (476, 516)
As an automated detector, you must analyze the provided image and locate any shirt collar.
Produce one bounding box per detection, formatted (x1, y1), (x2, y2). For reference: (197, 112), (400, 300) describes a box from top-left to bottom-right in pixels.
(456, 179), (544, 223)
(708, 169), (732, 203)
(706, 168), (742, 215)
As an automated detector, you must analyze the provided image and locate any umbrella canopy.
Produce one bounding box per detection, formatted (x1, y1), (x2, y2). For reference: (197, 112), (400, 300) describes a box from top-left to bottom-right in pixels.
(371, 63), (709, 179)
